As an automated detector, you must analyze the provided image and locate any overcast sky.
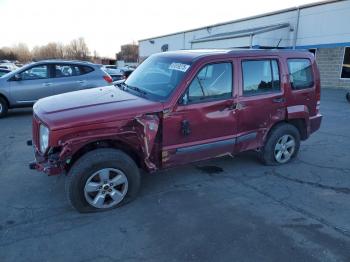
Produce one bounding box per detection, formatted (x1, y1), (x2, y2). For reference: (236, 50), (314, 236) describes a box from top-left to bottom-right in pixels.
(0, 0), (320, 57)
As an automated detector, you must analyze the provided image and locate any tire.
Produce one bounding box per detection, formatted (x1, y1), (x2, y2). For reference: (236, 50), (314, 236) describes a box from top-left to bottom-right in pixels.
(346, 92), (350, 103)
(261, 123), (300, 166)
(65, 148), (141, 213)
(0, 97), (8, 118)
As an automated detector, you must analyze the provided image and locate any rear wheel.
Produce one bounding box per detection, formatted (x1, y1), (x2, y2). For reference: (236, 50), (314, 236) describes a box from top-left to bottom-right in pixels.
(261, 123), (300, 165)
(0, 97), (8, 118)
(65, 148), (141, 213)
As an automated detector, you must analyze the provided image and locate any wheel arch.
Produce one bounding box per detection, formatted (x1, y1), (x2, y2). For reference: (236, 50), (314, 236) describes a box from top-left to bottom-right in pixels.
(286, 118), (307, 140)
(0, 93), (10, 108)
(66, 139), (142, 172)
(266, 118), (307, 142)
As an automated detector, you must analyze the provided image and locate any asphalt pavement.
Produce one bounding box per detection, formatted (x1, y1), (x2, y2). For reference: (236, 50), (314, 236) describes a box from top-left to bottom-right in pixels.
(0, 88), (349, 262)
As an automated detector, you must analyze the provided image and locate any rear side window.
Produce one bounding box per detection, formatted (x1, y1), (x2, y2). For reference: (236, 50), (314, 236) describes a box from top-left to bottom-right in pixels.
(287, 59), (313, 89)
(185, 62), (232, 103)
(81, 66), (94, 74)
(242, 59), (280, 95)
(54, 64), (94, 77)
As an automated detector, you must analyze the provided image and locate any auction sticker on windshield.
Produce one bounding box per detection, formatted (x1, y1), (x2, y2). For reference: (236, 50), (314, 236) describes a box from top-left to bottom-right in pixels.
(169, 63), (190, 72)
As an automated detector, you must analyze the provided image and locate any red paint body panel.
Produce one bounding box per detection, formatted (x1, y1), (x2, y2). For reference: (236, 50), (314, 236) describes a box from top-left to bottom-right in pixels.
(31, 49), (322, 175)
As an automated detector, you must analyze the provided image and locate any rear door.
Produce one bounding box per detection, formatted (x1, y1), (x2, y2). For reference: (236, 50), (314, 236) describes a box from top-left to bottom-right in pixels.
(9, 64), (54, 104)
(51, 64), (93, 96)
(162, 60), (239, 167)
(285, 58), (318, 116)
(235, 56), (286, 153)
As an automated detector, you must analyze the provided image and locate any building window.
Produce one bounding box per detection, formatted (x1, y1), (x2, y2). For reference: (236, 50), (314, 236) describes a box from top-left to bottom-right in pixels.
(341, 47), (350, 79)
(308, 48), (317, 58)
(242, 59), (280, 95)
(287, 59), (313, 89)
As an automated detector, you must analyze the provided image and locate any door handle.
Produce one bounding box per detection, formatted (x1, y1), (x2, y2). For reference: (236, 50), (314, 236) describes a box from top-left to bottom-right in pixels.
(77, 80), (85, 84)
(303, 94), (311, 101)
(43, 82), (52, 87)
(181, 120), (191, 136)
(273, 97), (285, 103)
(233, 102), (246, 110)
(221, 101), (245, 111)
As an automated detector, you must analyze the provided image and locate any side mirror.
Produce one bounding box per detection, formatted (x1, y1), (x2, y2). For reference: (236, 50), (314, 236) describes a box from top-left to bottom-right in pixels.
(179, 92), (189, 105)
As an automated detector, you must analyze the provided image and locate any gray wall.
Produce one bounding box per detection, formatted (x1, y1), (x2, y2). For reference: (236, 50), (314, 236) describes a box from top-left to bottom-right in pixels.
(139, 1), (350, 57)
(316, 47), (350, 89)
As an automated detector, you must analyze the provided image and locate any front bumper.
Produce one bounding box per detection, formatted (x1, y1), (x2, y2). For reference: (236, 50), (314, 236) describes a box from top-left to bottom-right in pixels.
(28, 142), (64, 175)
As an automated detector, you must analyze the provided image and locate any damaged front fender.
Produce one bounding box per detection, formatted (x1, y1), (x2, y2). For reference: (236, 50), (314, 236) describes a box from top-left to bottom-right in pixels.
(34, 114), (161, 175)
(134, 114), (160, 171)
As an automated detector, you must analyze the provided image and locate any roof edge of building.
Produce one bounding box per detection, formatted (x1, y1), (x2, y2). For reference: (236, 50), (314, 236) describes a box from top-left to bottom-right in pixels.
(138, 0), (340, 42)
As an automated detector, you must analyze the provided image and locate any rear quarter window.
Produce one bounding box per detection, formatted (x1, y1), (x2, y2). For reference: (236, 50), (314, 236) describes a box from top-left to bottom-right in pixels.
(287, 59), (313, 90)
(54, 64), (94, 77)
(80, 65), (94, 75)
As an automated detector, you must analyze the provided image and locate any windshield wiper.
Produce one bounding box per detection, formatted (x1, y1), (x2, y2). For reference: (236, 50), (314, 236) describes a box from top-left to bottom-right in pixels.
(121, 83), (148, 96)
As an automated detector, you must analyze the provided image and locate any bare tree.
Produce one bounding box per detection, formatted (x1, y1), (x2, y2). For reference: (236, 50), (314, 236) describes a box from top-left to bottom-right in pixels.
(0, 47), (18, 60)
(65, 38), (90, 60)
(32, 42), (65, 60)
(11, 43), (32, 62)
(2, 37), (92, 62)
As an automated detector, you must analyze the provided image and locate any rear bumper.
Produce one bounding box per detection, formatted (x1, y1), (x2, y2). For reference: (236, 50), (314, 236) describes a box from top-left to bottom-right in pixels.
(308, 114), (323, 135)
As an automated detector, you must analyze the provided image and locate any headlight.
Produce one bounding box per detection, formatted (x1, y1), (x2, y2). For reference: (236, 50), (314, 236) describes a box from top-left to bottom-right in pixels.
(39, 124), (49, 153)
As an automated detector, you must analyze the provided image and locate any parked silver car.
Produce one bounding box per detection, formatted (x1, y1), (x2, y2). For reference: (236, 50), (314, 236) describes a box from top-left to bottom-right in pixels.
(0, 60), (113, 117)
(0, 68), (11, 77)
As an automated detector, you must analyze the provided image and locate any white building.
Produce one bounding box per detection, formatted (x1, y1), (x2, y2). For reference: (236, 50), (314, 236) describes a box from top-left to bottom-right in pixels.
(139, 0), (350, 88)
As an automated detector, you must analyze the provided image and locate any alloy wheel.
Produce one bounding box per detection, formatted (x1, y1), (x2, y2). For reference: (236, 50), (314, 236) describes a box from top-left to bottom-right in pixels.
(274, 134), (296, 164)
(84, 168), (128, 209)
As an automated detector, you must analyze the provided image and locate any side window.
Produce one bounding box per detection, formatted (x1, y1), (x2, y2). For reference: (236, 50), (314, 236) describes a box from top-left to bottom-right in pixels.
(55, 65), (80, 77)
(80, 65), (94, 74)
(287, 59), (313, 89)
(54, 65), (94, 78)
(242, 59), (280, 95)
(20, 65), (49, 80)
(184, 62), (232, 103)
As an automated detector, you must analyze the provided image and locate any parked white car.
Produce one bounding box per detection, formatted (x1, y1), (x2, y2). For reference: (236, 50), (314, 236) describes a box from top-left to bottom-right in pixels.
(0, 62), (18, 71)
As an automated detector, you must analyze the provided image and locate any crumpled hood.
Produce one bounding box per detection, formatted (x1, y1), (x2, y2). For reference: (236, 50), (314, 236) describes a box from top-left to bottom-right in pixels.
(34, 86), (163, 130)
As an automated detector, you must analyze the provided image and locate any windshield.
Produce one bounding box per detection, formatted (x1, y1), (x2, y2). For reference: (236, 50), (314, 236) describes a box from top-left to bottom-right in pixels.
(124, 55), (191, 101)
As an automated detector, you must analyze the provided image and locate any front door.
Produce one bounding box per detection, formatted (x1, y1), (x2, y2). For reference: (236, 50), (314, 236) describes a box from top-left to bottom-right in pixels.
(51, 64), (88, 96)
(162, 61), (238, 167)
(9, 64), (53, 104)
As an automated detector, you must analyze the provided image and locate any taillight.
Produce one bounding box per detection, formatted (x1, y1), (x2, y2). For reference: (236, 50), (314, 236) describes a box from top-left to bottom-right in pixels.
(316, 100), (320, 114)
(103, 75), (113, 83)
(316, 88), (321, 114)
(316, 91), (321, 102)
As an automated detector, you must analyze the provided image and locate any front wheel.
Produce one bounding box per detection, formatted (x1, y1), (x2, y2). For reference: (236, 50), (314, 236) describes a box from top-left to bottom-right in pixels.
(261, 123), (300, 165)
(65, 148), (141, 213)
(0, 97), (8, 118)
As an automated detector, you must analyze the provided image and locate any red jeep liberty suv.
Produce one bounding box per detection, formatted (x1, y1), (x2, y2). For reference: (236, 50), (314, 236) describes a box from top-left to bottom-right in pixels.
(30, 49), (322, 212)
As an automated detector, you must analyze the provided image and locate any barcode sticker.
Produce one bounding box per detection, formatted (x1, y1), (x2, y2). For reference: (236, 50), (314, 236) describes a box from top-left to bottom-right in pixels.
(169, 63), (190, 72)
